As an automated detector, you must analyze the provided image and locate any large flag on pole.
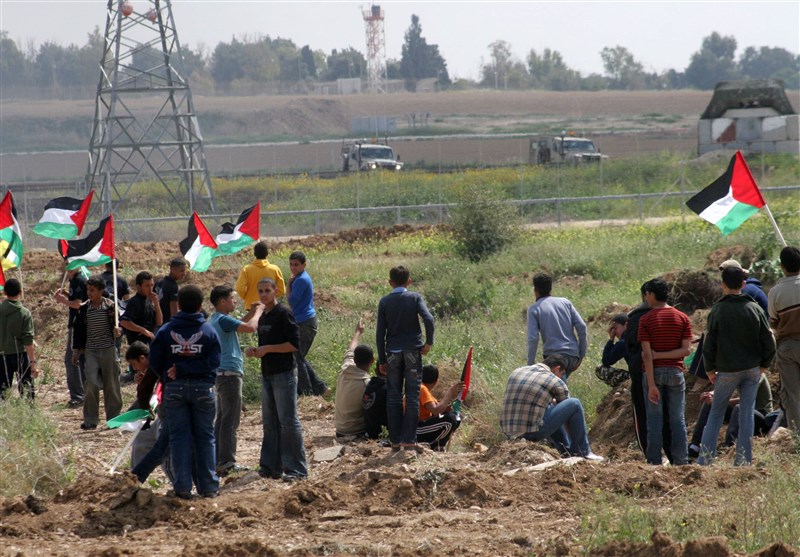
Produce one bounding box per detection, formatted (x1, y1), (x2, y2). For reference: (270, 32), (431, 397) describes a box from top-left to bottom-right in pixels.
(33, 190), (94, 239)
(686, 151), (766, 236)
(0, 191), (24, 271)
(179, 212), (218, 272)
(59, 215), (115, 270)
(214, 202), (260, 256)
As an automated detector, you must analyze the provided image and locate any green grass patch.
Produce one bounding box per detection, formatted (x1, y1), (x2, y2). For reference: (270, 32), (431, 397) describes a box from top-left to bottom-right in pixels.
(0, 399), (74, 497)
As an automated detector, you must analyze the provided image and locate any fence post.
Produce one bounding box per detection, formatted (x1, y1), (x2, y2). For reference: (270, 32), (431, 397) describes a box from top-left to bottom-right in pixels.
(556, 198), (562, 227)
(315, 211), (321, 235)
(396, 206), (402, 224)
(679, 160), (686, 226)
(638, 193), (643, 222)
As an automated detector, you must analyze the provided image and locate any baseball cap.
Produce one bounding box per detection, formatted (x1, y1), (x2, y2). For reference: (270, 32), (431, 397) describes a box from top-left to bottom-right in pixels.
(718, 259), (749, 274)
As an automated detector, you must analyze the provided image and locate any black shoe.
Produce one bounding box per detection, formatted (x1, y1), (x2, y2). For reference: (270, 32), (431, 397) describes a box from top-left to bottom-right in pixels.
(80, 423), (97, 430)
(217, 464), (248, 477)
(201, 491), (219, 499)
(174, 491), (193, 500)
(120, 373), (136, 385)
(67, 399), (83, 409)
(281, 474), (304, 484)
(258, 468), (283, 480)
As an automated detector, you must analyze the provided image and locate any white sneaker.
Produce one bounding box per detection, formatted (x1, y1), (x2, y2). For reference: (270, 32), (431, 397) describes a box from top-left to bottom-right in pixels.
(584, 452), (604, 462)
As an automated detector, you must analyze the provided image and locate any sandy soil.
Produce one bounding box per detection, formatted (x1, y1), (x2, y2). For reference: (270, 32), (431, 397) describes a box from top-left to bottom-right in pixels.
(1, 236), (799, 557)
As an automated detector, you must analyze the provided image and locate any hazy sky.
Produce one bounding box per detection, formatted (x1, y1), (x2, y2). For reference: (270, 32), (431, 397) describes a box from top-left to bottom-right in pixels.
(1, 1), (798, 80)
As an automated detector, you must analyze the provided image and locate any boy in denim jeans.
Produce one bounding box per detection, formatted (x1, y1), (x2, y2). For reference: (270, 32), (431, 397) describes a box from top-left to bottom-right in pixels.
(376, 266), (435, 452)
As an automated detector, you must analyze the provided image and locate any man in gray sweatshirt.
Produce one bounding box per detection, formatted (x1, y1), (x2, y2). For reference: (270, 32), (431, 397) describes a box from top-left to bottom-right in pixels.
(527, 272), (587, 380)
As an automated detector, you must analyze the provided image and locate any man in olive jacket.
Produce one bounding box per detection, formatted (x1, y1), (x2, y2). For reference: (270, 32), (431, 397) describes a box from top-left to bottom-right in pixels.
(0, 278), (38, 399)
(697, 266), (776, 466)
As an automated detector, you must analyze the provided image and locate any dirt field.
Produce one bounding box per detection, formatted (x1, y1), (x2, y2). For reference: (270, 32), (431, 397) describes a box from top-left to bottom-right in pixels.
(0, 89), (725, 182)
(2, 237), (799, 556)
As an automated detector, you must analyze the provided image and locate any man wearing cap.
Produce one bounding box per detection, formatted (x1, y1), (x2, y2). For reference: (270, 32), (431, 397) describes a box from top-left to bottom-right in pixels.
(718, 259), (768, 313)
(767, 246), (800, 433)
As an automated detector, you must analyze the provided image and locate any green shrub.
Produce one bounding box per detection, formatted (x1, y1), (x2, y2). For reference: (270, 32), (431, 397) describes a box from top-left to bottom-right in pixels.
(450, 184), (520, 262)
(0, 399), (73, 497)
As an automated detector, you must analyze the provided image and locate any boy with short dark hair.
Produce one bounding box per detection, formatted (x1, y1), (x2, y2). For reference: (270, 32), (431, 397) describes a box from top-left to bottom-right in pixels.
(236, 241), (285, 306)
(208, 284), (263, 476)
(149, 285), (221, 499)
(334, 320), (372, 438)
(416, 364), (464, 451)
(155, 257), (187, 323)
(120, 271), (163, 345)
(376, 265), (435, 452)
(0, 278), (38, 399)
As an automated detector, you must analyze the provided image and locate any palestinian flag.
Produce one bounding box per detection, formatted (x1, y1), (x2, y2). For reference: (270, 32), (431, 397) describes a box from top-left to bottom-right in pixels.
(33, 190), (94, 239)
(179, 212), (218, 272)
(0, 191), (23, 272)
(59, 215), (115, 270)
(686, 151), (766, 236)
(214, 202), (260, 256)
(458, 346), (473, 403)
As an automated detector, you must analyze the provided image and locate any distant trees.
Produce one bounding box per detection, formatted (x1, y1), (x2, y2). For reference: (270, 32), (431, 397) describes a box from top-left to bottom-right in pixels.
(685, 32), (738, 89)
(0, 25), (797, 98)
(399, 15), (449, 91)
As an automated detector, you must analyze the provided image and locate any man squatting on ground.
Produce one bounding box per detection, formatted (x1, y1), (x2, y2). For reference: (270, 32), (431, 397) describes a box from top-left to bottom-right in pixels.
(376, 265), (435, 452)
(697, 265), (775, 466)
(334, 320), (373, 439)
(0, 279), (38, 399)
(500, 354), (603, 461)
(768, 246), (800, 435)
(527, 272), (587, 380)
(416, 364), (464, 451)
(209, 284), (263, 476)
(149, 285), (221, 499)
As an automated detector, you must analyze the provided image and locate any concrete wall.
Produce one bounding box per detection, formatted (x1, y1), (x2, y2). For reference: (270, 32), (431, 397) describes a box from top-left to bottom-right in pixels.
(698, 113), (800, 155)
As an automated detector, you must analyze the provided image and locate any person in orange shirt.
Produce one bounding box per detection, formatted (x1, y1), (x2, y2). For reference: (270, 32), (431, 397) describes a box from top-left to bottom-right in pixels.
(416, 364), (465, 451)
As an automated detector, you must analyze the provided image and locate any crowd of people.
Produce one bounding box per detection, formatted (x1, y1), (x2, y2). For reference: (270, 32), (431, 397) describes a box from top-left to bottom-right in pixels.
(0, 240), (798, 498)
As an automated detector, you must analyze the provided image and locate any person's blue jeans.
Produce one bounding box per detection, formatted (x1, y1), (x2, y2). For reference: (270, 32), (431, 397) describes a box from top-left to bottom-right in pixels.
(164, 379), (218, 495)
(259, 370), (308, 479)
(65, 328), (85, 402)
(295, 317), (328, 396)
(131, 417), (174, 484)
(386, 350), (422, 445)
(644, 367), (688, 465)
(522, 398), (591, 456)
(698, 367), (761, 466)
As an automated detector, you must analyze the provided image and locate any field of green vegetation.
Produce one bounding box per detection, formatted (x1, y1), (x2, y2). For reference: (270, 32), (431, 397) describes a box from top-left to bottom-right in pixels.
(4, 153), (799, 552)
(104, 152), (800, 242)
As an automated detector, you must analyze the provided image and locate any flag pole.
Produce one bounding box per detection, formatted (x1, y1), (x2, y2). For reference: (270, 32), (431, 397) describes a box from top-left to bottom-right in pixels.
(112, 259), (120, 328)
(59, 270), (69, 292)
(763, 205), (787, 247)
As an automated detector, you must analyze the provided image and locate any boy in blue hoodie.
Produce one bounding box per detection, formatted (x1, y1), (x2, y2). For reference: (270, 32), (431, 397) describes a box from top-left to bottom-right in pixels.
(149, 285), (221, 499)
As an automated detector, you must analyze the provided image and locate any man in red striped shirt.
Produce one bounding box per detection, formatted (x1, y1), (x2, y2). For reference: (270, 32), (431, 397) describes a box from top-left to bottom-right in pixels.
(638, 278), (693, 465)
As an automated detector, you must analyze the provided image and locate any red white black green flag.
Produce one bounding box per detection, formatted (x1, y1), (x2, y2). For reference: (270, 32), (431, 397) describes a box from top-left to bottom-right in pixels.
(686, 151), (766, 236)
(179, 212), (218, 272)
(214, 202), (260, 256)
(59, 215), (116, 270)
(33, 190), (94, 240)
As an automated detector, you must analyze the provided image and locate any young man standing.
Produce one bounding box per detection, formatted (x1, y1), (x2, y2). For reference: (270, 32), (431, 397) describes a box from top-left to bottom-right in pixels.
(500, 355), (603, 460)
(638, 278), (692, 466)
(149, 285), (221, 499)
(208, 285), (263, 476)
(72, 276), (122, 429)
(55, 266), (87, 407)
(767, 246), (800, 434)
(376, 265), (435, 452)
(245, 278), (306, 482)
(156, 257), (187, 324)
(0, 279), (38, 399)
(287, 251), (328, 396)
(120, 271), (163, 346)
(527, 272), (587, 379)
(698, 266), (775, 466)
(236, 242), (285, 307)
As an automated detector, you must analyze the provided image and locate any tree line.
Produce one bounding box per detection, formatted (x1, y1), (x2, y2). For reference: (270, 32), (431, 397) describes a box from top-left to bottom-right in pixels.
(1, 16), (798, 100)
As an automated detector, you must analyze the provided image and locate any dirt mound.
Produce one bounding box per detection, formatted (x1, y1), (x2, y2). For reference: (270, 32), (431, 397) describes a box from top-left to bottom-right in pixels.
(705, 244), (758, 271)
(665, 269), (721, 314)
(181, 540), (279, 557)
(587, 302), (633, 324)
(590, 384), (637, 448)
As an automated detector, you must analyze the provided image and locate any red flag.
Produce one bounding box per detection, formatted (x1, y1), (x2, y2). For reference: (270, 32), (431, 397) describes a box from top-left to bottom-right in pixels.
(0, 264), (5, 291)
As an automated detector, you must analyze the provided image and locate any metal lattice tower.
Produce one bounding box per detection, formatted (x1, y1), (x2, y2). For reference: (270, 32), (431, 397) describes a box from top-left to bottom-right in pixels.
(362, 5), (387, 94)
(86, 0), (216, 216)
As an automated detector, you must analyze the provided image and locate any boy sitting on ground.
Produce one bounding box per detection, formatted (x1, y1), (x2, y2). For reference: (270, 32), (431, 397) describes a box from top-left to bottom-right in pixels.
(416, 364), (464, 451)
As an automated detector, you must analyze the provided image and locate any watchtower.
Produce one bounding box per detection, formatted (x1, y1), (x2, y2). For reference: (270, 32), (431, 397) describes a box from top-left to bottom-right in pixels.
(85, 0), (216, 215)
(362, 4), (387, 94)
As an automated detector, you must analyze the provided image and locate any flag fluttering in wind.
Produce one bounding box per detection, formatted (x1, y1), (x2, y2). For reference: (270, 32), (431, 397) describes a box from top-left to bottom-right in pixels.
(179, 212), (218, 272)
(33, 190), (94, 239)
(59, 215), (115, 270)
(686, 151), (766, 236)
(0, 191), (23, 272)
(214, 202), (260, 257)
